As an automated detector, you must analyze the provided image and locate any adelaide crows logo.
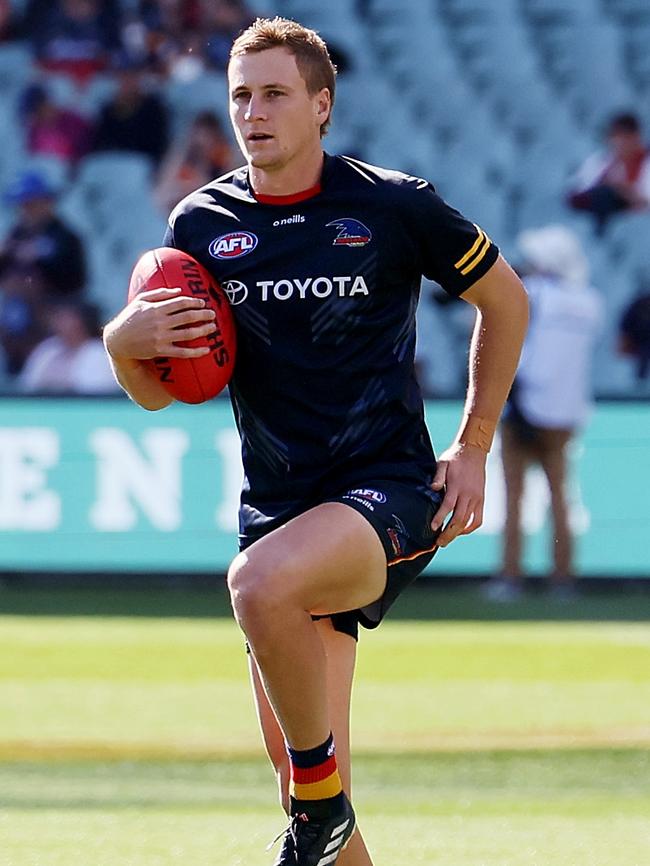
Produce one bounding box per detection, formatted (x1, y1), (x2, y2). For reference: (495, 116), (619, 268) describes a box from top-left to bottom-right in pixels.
(326, 218), (372, 247)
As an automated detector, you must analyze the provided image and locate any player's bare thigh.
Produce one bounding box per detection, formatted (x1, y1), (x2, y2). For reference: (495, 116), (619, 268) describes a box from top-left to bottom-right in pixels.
(228, 502), (388, 619)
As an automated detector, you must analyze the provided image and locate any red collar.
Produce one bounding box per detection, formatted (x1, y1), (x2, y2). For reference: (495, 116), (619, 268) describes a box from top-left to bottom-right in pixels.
(253, 181), (322, 205)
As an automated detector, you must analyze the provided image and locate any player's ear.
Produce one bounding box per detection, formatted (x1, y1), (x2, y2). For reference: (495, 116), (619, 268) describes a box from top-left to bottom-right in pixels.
(315, 88), (330, 124)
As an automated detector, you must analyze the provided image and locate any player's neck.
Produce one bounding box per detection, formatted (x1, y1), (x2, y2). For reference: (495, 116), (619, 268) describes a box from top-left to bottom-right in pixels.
(249, 149), (324, 197)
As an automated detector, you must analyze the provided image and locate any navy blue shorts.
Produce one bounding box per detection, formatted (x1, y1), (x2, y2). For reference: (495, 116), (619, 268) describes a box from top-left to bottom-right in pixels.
(240, 478), (443, 641)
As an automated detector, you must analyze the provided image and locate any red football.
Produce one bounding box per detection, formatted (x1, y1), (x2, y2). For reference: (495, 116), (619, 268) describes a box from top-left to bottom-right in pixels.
(128, 247), (236, 404)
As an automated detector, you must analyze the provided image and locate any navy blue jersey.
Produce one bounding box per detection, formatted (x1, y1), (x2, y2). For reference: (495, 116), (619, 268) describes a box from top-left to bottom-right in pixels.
(164, 154), (499, 540)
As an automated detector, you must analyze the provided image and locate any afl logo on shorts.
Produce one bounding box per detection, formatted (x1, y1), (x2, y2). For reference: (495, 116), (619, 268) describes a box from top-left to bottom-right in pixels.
(349, 488), (387, 504)
(222, 280), (248, 305)
(209, 231), (258, 259)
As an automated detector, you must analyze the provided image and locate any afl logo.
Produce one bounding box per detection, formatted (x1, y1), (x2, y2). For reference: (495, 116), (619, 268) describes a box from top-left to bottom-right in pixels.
(349, 488), (387, 504)
(222, 279), (248, 305)
(210, 231), (258, 259)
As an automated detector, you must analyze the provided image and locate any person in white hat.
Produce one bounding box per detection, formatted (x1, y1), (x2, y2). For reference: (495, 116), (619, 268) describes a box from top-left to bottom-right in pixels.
(488, 225), (603, 601)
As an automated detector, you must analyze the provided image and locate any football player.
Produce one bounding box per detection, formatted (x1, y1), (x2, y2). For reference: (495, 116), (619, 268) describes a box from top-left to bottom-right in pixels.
(103, 17), (528, 866)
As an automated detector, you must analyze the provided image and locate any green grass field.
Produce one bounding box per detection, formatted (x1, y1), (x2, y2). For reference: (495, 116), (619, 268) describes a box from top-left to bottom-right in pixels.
(2, 585), (650, 865)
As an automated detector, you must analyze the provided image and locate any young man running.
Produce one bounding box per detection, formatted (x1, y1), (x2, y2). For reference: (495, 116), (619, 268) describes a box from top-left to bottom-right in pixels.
(103, 17), (528, 866)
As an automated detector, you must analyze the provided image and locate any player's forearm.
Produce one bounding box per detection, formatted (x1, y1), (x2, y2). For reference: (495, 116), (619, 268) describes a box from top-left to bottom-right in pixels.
(463, 300), (527, 421)
(107, 353), (174, 410)
(456, 261), (529, 450)
(103, 329), (174, 411)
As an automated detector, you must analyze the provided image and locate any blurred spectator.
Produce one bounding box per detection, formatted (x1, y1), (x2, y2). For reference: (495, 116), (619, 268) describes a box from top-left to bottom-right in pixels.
(154, 110), (235, 212)
(618, 292), (650, 384)
(24, 0), (123, 84)
(138, 0), (202, 39)
(0, 341), (8, 386)
(19, 82), (94, 169)
(92, 50), (169, 165)
(487, 226), (603, 601)
(0, 0), (22, 41)
(567, 112), (650, 235)
(199, 0), (252, 70)
(125, 1), (204, 77)
(0, 171), (86, 297)
(18, 299), (119, 394)
(125, 0), (253, 78)
(0, 170), (86, 374)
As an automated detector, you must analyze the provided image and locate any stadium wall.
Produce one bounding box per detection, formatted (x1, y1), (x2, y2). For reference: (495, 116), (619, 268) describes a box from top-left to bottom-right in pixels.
(0, 397), (648, 577)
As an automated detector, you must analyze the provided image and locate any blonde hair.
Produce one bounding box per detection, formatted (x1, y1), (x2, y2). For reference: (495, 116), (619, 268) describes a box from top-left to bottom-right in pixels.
(230, 17), (336, 137)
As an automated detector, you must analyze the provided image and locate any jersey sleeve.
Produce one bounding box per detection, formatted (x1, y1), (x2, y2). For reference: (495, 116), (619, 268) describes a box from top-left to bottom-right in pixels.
(403, 179), (499, 296)
(162, 198), (189, 248)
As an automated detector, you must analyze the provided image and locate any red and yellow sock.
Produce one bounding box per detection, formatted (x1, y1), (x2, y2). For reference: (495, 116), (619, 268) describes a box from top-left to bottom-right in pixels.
(288, 732), (343, 810)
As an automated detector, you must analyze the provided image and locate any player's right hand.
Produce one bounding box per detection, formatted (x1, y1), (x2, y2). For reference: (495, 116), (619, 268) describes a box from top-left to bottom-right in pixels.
(430, 441), (487, 546)
(104, 286), (218, 362)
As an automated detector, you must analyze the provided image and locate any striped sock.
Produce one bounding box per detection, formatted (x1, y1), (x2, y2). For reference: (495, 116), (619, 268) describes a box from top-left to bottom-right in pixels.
(288, 732), (344, 817)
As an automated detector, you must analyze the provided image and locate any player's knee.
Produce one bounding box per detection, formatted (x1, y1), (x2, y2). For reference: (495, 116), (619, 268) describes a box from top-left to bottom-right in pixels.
(227, 552), (288, 631)
(227, 553), (262, 626)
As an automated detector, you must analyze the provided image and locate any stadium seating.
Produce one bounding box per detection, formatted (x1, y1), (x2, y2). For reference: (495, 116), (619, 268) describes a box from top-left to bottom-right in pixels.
(165, 70), (230, 135)
(603, 0), (650, 22)
(58, 152), (166, 315)
(1, 2), (648, 395)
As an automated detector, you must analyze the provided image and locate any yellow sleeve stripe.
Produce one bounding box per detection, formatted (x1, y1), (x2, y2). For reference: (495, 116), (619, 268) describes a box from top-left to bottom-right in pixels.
(454, 225), (485, 269)
(459, 232), (491, 275)
(454, 224), (492, 275)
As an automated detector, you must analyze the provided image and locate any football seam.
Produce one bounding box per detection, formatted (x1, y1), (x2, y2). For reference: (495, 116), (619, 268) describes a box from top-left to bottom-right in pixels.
(154, 248), (206, 403)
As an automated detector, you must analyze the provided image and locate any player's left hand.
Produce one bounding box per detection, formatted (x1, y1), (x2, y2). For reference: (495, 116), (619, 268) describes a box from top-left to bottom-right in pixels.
(430, 442), (487, 547)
